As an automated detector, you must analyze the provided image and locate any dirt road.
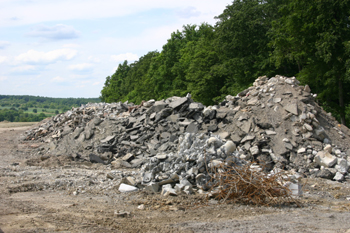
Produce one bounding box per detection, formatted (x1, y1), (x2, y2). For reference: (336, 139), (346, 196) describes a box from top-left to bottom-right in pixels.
(1, 124), (350, 232)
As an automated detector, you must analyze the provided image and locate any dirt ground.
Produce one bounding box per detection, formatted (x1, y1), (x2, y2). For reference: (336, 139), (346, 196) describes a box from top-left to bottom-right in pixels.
(1, 123), (350, 232)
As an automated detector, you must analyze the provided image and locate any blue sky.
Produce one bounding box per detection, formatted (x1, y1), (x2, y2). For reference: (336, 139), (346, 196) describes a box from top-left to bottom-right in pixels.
(0, 0), (232, 98)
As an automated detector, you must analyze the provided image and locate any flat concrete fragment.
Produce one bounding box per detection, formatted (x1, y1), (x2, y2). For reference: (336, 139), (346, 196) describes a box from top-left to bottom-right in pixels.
(284, 103), (298, 115)
(186, 122), (199, 134)
(167, 114), (179, 122)
(265, 130), (276, 135)
(145, 183), (159, 193)
(284, 142), (293, 150)
(100, 135), (115, 143)
(240, 121), (251, 134)
(147, 101), (168, 114)
(122, 153), (134, 162)
(168, 97), (188, 109)
(273, 98), (282, 103)
(189, 102), (204, 111)
(241, 134), (255, 143)
(230, 134), (242, 143)
(119, 183), (138, 192)
(155, 153), (167, 160)
(297, 148), (306, 154)
(218, 132), (230, 139)
(247, 97), (259, 105)
(111, 159), (132, 168)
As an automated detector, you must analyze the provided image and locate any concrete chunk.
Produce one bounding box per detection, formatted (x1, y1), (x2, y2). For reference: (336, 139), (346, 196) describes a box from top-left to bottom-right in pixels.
(265, 130), (276, 135)
(247, 97), (259, 105)
(314, 151), (337, 168)
(119, 183), (138, 192)
(169, 97), (188, 109)
(284, 103), (298, 115)
(287, 182), (303, 197)
(241, 134), (255, 143)
(189, 102), (205, 111)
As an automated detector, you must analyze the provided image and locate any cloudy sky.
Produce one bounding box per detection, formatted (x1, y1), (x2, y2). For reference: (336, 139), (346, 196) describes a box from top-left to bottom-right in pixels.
(0, 0), (231, 98)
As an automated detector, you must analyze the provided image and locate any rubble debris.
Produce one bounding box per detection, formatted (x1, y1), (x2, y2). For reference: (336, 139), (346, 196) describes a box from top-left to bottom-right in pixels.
(118, 183), (138, 193)
(21, 75), (350, 200)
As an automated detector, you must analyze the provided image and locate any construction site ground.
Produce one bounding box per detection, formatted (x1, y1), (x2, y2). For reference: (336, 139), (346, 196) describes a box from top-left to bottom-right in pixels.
(1, 123), (350, 233)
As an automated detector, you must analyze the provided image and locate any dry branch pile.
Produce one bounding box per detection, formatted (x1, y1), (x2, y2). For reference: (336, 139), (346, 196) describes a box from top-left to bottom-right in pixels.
(208, 162), (297, 206)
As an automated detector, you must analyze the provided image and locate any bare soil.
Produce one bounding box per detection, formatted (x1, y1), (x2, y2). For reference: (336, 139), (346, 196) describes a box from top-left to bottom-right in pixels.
(1, 125), (350, 232)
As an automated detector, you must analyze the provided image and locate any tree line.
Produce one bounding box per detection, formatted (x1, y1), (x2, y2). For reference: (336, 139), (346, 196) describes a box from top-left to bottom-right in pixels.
(100, 0), (350, 126)
(0, 95), (100, 113)
(0, 108), (48, 122)
(0, 95), (101, 122)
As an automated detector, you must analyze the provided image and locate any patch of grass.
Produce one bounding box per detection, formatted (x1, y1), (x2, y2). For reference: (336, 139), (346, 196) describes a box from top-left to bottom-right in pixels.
(0, 121), (38, 128)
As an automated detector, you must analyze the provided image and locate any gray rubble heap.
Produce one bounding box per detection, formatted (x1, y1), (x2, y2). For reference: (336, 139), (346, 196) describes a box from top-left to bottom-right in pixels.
(22, 75), (350, 195)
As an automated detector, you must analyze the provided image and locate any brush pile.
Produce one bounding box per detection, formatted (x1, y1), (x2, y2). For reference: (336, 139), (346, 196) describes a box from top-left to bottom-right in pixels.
(207, 162), (298, 205)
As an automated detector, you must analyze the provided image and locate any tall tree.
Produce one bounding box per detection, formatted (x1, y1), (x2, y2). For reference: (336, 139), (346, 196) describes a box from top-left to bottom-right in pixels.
(100, 61), (130, 103)
(269, 0), (350, 124)
(215, 0), (275, 92)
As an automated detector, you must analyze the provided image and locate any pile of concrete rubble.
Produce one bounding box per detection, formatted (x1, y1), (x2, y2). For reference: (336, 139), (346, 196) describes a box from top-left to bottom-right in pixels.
(23, 75), (350, 196)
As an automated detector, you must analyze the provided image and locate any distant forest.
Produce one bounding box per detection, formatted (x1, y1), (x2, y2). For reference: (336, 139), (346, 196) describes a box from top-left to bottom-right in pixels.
(100, 0), (350, 126)
(0, 95), (100, 122)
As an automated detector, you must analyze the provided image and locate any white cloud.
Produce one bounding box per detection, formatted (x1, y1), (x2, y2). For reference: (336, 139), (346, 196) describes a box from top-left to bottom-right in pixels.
(68, 63), (93, 72)
(0, 41), (10, 49)
(0, 0), (231, 27)
(176, 6), (201, 18)
(15, 48), (77, 64)
(0, 56), (7, 63)
(93, 82), (100, 86)
(51, 76), (66, 82)
(88, 56), (100, 63)
(62, 43), (80, 48)
(11, 65), (36, 73)
(111, 53), (139, 63)
(26, 24), (80, 40)
(0, 76), (8, 81)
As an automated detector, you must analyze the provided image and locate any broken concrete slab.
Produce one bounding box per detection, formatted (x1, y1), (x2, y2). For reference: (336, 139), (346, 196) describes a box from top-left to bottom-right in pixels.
(314, 151), (337, 168)
(168, 97), (188, 109)
(284, 103), (299, 115)
(119, 183), (139, 192)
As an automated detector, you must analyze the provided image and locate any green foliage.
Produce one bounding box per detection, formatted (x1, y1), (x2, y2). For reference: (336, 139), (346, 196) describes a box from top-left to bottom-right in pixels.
(0, 95), (100, 110)
(100, 0), (350, 126)
(0, 108), (48, 122)
(269, 0), (350, 124)
(0, 95), (100, 122)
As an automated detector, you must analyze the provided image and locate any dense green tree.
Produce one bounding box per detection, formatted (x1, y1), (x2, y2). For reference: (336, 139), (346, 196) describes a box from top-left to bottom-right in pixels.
(0, 109), (48, 122)
(124, 51), (159, 103)
(100, 61), (130, 103)
(269, 0), (350, 124)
